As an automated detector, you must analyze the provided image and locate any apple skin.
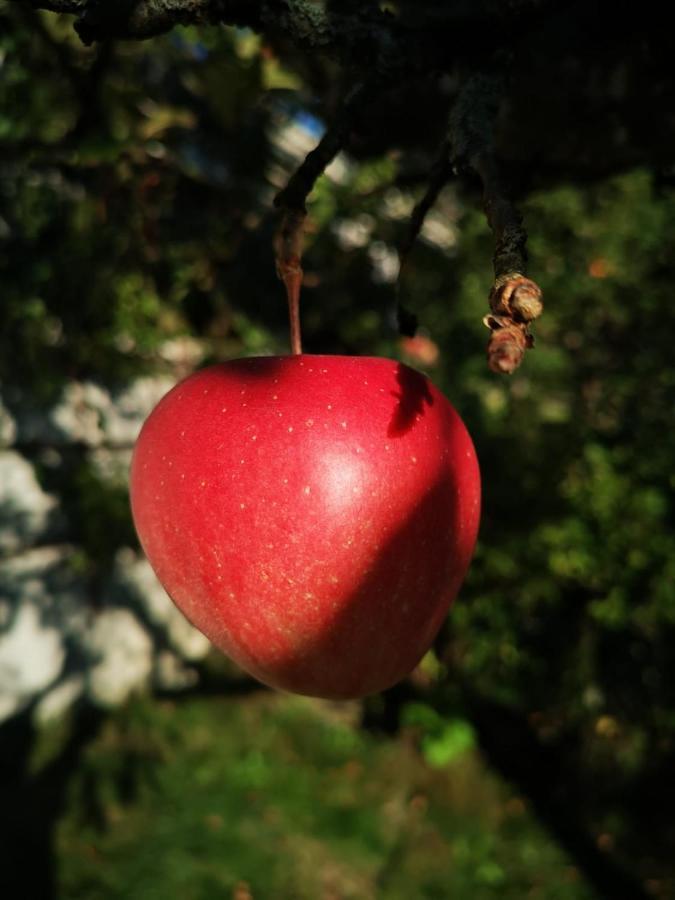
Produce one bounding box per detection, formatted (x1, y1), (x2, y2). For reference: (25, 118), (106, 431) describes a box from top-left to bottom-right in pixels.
(130, 355), (480, 700)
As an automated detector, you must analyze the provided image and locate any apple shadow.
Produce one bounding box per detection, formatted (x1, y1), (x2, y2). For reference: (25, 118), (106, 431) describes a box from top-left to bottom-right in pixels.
(199, 356), (290, 380)
(181, 357), (436, 442)
(245, 456), (473, 701)
(387, 363), (434, 438)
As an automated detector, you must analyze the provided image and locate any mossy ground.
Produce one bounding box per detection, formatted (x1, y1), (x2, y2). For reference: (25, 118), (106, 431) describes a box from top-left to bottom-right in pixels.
(54, 691), (592, 899)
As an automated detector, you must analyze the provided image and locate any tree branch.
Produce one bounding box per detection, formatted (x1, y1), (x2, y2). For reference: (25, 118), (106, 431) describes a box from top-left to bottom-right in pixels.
(275, 82), (367, 215)
(14, 0), (410, 64)
(449, 73), (543, 374)
(11, 0), (260, 43)
(20, 0), (87, 12)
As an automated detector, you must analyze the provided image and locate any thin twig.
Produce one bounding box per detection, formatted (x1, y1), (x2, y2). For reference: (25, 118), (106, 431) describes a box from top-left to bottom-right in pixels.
(398, 141), (454, 272)
(275, 83), (366, 215)
(273, 83), (368, 356)
(449, 73), (543, 374)
(395, 141), (455, 337)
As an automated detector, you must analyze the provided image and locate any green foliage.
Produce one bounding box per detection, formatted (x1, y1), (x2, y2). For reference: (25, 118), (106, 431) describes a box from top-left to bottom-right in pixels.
(402, 702), (476, 767)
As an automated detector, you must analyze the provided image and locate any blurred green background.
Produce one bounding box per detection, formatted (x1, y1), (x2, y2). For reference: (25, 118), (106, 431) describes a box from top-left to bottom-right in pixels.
(1, 6), (674, 900)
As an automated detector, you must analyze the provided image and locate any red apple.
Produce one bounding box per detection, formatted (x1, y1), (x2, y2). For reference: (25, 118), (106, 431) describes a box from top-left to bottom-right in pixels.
(130, 355), (480, 699)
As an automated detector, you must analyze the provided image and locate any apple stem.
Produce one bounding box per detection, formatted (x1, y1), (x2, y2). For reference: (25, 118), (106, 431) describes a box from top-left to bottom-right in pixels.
(284, 263), (303, 356)
(274, 208), (305, 355)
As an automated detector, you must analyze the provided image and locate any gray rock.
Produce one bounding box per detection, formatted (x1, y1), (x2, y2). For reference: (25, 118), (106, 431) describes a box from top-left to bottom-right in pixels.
(1, 544), (89, 627)
(0, 545), (163, 719)
(157, 336), (205, 368)
(103, 377), (175, 447)
(0, 398), (16, 447)
(0, 601), (66, 720)
(0, 545), (91, 723)
(35, 675), (85, 724)
(0, 542), (211, 721)
(8, 375), (175, 448)
(50, 381), (111, 446)
(153, 650), (200, 691)
(0, 452), (60, 554)
(109, 548), (211, 661)
(89, 447), (133, 485)
(0, 368), (223, 723)
(13, 381), (111, 446)
(85, 608), (153, 707)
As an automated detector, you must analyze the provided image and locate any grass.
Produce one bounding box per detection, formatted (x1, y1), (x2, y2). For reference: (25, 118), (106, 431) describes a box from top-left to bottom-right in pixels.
(54, 691), (594, 899)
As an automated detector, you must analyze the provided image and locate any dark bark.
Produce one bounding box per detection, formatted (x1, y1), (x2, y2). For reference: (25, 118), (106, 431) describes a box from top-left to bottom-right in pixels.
(0, 703), (105, 900)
